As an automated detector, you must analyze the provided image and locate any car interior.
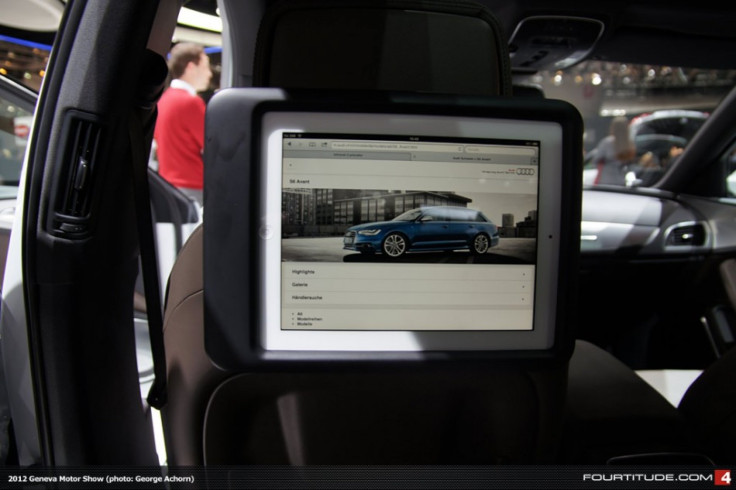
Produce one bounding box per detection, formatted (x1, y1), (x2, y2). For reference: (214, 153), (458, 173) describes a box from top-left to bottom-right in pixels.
(0, 0), (735, 476)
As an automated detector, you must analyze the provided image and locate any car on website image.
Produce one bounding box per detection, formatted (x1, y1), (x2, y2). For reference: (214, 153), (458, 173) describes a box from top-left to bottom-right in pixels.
(343, 206), (500, 258)
(282, 188), (536, 263)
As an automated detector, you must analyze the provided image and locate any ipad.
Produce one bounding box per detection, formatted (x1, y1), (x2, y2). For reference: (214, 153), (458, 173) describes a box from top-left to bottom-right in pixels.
(203, 89), (581, 367)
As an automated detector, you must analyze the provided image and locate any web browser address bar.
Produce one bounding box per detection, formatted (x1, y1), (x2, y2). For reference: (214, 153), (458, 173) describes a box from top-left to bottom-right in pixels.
(465, 146), (538, 157)
(331, 142), (463, 153)
(465, 146), (537, 156)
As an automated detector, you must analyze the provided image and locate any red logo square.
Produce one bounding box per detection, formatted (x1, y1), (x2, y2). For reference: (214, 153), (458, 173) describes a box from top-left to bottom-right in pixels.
(715, 470), (732, 486)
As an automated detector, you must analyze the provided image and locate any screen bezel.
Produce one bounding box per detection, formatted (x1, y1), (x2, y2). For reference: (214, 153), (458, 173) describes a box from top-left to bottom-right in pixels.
(202, 89), (581, 368)
(260, 112), (561, 352)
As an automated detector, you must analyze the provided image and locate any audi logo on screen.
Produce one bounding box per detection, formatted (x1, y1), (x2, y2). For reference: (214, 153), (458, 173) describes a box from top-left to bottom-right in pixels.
(516, 168), (536, 176)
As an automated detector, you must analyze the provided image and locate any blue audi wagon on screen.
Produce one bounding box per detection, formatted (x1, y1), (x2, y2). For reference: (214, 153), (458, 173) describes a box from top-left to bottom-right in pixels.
(343, 206), (500, 258)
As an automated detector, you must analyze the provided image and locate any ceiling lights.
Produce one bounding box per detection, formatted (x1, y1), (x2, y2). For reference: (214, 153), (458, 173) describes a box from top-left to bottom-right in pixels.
(177, 7), (222, 33)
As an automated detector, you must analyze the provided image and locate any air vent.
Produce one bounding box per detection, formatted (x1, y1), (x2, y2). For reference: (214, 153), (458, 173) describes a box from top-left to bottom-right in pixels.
(666, 223), (707, 247)
(51, 111), (104, 238)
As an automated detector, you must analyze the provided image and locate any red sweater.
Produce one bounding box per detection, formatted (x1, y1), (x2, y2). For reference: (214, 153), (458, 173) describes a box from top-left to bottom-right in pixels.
(154, 87), (206, 189)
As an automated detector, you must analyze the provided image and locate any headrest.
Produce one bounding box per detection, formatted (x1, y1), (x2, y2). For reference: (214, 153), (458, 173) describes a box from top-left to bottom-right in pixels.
(253, 0), (511, 96)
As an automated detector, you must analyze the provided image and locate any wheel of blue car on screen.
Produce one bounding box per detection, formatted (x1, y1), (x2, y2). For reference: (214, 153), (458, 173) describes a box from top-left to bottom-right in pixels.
(382, 232), (407, 257)
(472, 233), (490, 254)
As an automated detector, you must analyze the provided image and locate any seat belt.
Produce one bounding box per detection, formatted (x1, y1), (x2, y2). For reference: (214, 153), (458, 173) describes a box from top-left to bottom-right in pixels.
(128, 111), (167, 410)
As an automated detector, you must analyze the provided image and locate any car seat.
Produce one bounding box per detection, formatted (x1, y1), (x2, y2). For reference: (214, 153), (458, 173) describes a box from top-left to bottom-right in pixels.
(162, 0), (576, 465)
(563, 339), (700, 463)
(676, 258), (736, 463)
(562, 255), (736, 464)
(164, 231), (571, 465)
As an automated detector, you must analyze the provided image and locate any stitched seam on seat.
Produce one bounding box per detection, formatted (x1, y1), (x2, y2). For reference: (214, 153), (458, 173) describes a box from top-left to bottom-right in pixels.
(163, 290), (204, 333)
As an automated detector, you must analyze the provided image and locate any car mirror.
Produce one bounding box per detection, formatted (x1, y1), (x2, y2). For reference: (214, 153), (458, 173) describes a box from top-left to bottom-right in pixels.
(420, 216), (434, 222)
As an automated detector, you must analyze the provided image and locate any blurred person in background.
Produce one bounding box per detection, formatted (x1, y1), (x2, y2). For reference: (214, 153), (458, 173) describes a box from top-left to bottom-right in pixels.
(593, 116), (636, 185)
(154, 42), (212, 205)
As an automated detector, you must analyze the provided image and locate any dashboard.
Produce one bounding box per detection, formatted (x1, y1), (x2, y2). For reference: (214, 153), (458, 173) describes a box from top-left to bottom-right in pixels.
(581, 189), (715, 256)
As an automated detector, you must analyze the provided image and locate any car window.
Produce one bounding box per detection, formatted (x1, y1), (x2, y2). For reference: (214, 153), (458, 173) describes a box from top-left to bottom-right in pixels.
(393, 208), (421, 221)
(423, 208), (448, 221)
(446, 207), (475, 222)
(0, 37), (51, 92)
(516, 62), (736, 188)
(0, 92), (31, 192)
(445, 207), (464, 221)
